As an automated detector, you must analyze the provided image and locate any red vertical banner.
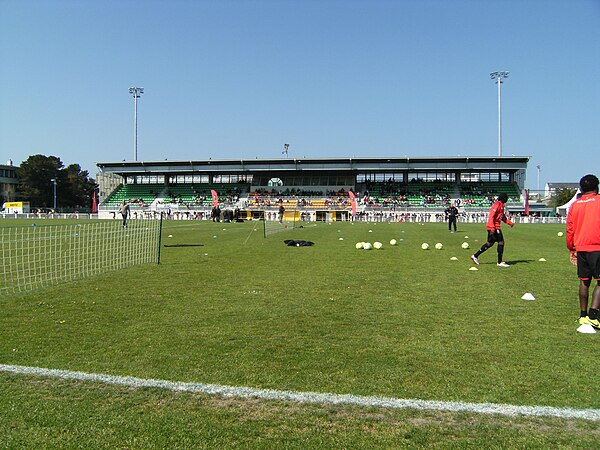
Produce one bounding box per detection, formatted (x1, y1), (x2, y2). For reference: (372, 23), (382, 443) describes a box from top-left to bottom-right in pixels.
(524, 189), (529, 215)
(348, 190), (357, 216)
(210, 189), (219, 207)
(92, 191), (98, 213)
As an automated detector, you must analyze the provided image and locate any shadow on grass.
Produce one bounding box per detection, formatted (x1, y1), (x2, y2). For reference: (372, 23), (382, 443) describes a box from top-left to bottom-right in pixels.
(506, 259), (534, 265)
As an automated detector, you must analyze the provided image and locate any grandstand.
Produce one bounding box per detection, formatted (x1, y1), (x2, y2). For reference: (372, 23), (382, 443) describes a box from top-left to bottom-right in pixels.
(96, 156), (534, 219)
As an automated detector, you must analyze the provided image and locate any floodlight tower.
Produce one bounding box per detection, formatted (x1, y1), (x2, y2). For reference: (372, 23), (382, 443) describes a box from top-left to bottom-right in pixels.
(129, 87), (144, 161)
(536, 164), (542, 193)
(50, 178), (57, 210)
(490, 71), (509, 156)
(282, 143), (289, 157)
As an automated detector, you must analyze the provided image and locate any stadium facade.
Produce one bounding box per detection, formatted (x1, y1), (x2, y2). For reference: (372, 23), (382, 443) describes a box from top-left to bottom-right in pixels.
(0, 160), (19, 205)
(95, 155), (545, 220)
(97, 156), (528, 185)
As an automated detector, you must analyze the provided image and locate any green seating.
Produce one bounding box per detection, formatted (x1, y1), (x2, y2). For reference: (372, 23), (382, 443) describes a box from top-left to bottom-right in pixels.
(103, 184), (160, 207)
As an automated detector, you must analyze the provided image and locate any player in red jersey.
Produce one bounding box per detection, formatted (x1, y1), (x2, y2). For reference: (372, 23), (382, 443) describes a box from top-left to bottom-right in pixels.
(470, 193), (514, 267)
(566, 174), (600, 329)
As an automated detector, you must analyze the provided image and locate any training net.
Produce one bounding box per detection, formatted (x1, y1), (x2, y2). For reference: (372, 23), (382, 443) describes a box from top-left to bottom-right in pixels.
(0, 218), (162, 296)
(263, 209), (308, 237)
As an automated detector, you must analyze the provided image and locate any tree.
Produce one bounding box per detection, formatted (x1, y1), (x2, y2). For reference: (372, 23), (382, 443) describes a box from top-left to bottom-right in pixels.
(62, 164), (97, 211)
(553, 188), (577, 208)
(16, 155), (97, 211)
(17, 155), (63, 208)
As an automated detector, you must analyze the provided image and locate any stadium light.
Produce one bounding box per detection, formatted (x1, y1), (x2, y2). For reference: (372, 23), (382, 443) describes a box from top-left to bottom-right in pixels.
(50, 178), (57, 210)
(536, 164), (541, 193)
(129, 87), (144, 161)
(282, 143), (289, 157)
(490, 71), (509, 157)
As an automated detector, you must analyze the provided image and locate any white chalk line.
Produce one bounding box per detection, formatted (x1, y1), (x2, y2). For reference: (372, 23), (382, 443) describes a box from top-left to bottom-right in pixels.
(2, 363), (599, 421)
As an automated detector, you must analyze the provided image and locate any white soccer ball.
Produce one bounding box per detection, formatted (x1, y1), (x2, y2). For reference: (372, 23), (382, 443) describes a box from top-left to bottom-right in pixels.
(355, 242), (364, 249)
(373, 242), (383, 249)
(461, 242), (470, 249)
(389, 239), (397, 246)
(557, 231), (564, 237)
(363, 242), (373, 250)
(435, 243), (443, 250)
(421, 243), (429, 250)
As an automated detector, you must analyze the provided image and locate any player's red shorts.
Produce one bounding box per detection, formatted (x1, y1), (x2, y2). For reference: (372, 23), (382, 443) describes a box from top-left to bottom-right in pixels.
(577, 251), (600, 280)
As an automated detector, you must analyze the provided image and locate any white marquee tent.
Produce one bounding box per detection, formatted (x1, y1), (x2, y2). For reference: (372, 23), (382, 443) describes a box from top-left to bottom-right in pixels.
(556, 190), (581, 216)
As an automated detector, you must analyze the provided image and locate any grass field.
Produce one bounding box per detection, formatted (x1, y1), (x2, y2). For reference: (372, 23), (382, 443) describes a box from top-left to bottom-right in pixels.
(1, 218), (599, 448)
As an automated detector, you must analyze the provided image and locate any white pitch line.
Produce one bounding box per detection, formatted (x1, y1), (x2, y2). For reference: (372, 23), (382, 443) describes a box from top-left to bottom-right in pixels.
(2, 363), (600, 421)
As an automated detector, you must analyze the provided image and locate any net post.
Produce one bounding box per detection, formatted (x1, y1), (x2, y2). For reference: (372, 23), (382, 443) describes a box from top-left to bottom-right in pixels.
(157, 212), (163, 264)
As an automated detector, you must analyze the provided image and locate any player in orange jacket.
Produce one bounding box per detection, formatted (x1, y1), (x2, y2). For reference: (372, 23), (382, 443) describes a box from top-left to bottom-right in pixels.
(470, 193), (514, 267)
(566, 174), (600, 329)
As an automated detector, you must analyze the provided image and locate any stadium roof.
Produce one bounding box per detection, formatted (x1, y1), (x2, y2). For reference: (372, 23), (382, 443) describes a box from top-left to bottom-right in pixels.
(97, 156), (530, 175)
(545, 182), (579, 189)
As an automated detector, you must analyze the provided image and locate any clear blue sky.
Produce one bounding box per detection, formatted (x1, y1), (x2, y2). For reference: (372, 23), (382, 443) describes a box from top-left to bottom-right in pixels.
(1, 0), (599, 191)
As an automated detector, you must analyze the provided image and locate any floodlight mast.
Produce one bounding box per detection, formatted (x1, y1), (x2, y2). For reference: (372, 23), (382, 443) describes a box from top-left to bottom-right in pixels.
(129, 87), (144, 161)
(490, 71), (509, 156)
(50, 178), (57, 210)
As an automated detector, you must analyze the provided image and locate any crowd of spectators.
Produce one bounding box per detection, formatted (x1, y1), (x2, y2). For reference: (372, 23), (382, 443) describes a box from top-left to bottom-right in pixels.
(108, 181), (523, 216)
(247, 188), (351, 209)
(157, 189), (240, 208)
(459, 182), (520, 206)
(122, 198), (150, 207)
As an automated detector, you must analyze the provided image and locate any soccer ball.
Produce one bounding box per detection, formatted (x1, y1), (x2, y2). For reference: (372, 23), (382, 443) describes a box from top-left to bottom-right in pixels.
(373, 242), (383, 249)
(363, 242), (373, 250)
(461, 242), (469, 249)
(355, 242), (364, 249)
(435, 243), (443, 250)
(557, 232), (564, 237)
(389, 239), (397, 246)
(421, 243), (429, 250)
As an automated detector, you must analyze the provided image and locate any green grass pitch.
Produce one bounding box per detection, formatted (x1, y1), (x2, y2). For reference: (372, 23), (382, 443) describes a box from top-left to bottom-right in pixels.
(1, 218), (599, 448)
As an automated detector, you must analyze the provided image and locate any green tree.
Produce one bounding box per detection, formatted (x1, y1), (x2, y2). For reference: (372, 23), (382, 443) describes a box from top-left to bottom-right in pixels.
(16, 155), (97, 211)
(554, 187), (577, 208)
(17, 155), (63, 208)
(62, 163), (97, 211)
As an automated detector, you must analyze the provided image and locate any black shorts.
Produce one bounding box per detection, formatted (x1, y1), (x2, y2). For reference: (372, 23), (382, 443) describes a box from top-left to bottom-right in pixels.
(486, 229), (504, 244)
(577, 251), (600, 280)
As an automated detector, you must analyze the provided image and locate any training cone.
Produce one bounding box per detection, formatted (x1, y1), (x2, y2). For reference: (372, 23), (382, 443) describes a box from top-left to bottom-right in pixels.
(521, 293), (536, 301)
(577, 324), (597, 334)
(450, 256), (458, 261)
(468, 267), (478, 271)
(538, 258), (547, 262)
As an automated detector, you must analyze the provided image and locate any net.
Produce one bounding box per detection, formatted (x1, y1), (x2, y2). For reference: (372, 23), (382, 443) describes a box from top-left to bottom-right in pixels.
(263, 209), (305, 237)
(0, 218), (162, 296)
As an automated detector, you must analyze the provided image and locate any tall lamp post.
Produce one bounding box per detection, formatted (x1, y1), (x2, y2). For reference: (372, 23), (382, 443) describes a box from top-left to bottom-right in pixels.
(50, 178), (57, 211)
(536, 165), (542, 194)
(129, 87), (144, 161)
(490, 71), (509, 156)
